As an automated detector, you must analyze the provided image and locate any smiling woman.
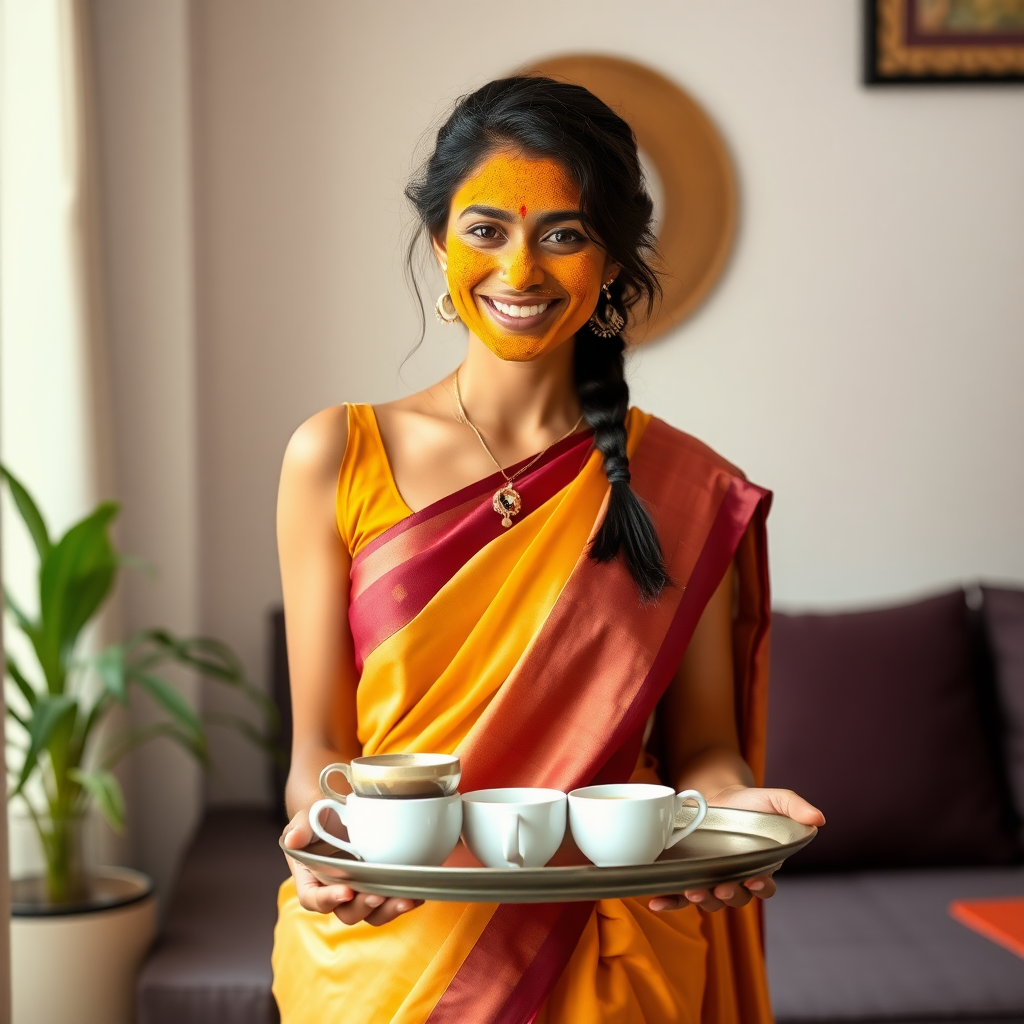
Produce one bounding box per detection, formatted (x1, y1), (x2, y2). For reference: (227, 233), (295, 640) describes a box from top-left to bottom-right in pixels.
(438, 153), (607, 362)
(271, 76), (822, 1024)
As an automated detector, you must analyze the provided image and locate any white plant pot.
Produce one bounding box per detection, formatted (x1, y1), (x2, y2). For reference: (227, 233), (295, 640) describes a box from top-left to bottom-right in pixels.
(11, 867), (157, 1024)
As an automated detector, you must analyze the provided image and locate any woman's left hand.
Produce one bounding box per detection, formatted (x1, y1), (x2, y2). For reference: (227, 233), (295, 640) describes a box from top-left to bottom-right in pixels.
(648, 786), (825, 914)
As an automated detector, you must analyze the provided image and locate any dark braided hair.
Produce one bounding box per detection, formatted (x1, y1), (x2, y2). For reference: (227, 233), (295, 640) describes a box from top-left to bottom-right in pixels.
(405, 76), (670, 601)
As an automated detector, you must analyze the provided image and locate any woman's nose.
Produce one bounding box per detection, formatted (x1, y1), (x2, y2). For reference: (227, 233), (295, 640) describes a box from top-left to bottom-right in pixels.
(501, 242), (544, 291)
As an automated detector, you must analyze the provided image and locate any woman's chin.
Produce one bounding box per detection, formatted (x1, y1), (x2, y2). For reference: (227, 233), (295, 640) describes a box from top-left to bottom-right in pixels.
(477, 334), (570, 362)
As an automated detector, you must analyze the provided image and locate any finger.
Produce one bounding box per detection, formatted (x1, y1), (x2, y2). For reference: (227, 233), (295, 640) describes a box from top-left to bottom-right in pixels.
(682, 889), (724, 912)
(365, 898), (424, 927)
(692, 893), (725, 912)
(769, 790), (825, 826)
(743, 875), (777, 899)
(283, 818), (313, 849)
(713, 882), (753, 908)
(296, 876), (355, 914)
(332, 891), (389, 925)
(648, 895), (686, 912)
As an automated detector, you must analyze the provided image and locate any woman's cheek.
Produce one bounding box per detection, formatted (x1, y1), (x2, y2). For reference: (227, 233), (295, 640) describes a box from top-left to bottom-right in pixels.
(445, 237), (494, 317)
(546, 251), (604, 327)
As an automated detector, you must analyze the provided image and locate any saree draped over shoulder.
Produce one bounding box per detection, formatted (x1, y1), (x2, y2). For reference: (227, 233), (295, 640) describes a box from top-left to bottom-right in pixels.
(273, 404), (775, 1024)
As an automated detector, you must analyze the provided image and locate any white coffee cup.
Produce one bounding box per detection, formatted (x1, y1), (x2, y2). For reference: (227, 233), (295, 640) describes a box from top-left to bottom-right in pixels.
(568, 783), (708, 867)
(308, 793), (462, 865)
(461, 788), (567, 869)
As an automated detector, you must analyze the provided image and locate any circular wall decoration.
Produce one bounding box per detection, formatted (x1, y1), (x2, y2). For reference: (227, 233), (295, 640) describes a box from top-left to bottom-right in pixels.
(521, 55), (737, 344)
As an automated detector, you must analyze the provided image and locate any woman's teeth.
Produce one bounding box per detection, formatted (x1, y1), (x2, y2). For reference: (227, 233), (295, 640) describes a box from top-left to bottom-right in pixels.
(491, 299), (550, 318)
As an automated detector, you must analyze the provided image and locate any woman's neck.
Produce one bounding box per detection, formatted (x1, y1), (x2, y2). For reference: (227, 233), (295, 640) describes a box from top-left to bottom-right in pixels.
(453, 334), (583, 450)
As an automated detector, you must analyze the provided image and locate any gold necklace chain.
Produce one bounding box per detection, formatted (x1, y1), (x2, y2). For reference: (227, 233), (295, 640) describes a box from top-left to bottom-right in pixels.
(452, 370), (584, 528)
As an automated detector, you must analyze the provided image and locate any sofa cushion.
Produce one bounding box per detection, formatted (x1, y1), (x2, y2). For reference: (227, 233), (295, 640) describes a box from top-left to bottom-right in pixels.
(984, 585), (1024, 835)
(137, 808), (287, 1024)
(766, 590), (1017, 870)
(766, 867), (1024, 1022)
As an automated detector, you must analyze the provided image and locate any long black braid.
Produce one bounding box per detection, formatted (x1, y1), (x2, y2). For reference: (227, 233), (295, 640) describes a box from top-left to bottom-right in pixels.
(575, 302), (670, 602)
(406, 76), (670, 601)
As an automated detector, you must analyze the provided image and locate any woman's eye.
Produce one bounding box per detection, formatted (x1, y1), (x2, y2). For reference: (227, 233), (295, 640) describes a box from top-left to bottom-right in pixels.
(545, 229), (585, 245)
(468, 224), (502, 240)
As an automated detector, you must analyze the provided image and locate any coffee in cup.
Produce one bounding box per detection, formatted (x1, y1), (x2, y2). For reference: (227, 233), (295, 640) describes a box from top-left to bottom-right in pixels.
(319, 753), (461, 800)
(461, 788), (566, 869)
(568, 783), (708, 867)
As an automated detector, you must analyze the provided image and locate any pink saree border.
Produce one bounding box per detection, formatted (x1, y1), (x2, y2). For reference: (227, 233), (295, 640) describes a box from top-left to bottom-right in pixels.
(351, 428), (595, 567)
(348, 430), (595, 672)
(424, 422), (772, 1024)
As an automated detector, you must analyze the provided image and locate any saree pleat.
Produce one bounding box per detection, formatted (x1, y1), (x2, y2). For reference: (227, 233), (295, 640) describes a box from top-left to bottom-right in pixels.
(273, 408), (774, 1024)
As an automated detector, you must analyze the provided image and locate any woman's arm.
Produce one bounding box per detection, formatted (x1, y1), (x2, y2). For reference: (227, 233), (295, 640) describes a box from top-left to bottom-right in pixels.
(651, 562), (824, 913)
(277, 406), (420, 926)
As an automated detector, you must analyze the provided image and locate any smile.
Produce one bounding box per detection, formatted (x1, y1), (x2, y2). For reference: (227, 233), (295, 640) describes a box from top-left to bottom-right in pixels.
(491, 299), (550, 318)
(482, 296), (561, 329)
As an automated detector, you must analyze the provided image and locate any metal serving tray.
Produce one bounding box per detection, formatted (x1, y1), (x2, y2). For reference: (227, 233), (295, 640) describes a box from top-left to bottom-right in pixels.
(282, 806), (816, 904)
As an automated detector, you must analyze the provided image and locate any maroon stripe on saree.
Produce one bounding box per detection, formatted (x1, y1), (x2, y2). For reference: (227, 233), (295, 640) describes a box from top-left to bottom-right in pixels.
(425, 418), (772, 1024)
(348, 430), (594, 672)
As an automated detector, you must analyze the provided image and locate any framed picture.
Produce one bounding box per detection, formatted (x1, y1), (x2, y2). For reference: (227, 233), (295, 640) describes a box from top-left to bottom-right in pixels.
(866, 0), (1024, 83)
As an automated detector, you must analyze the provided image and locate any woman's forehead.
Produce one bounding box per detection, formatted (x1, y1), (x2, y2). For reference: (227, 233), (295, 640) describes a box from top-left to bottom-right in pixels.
(453, 151), (580, 215)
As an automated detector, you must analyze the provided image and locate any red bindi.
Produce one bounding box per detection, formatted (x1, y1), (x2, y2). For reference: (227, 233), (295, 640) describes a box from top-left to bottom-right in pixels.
(519, 205), (528, 219)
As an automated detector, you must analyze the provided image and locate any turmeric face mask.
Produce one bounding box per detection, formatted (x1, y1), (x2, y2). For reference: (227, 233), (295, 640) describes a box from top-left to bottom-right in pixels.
(441, 152), (609, 361)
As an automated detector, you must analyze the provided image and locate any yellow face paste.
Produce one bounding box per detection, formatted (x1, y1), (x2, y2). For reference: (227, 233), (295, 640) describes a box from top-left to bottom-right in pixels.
(443, 152), (608, 361)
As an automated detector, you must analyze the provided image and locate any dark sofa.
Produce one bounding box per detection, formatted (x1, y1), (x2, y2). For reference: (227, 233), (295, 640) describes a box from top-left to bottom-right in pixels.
(138, 585), (1024, 1023)
(765, 585), (1024, 1023)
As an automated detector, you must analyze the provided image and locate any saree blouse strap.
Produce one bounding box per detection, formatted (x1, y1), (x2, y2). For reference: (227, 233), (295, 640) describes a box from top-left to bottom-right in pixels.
(335, 403), (413, 559)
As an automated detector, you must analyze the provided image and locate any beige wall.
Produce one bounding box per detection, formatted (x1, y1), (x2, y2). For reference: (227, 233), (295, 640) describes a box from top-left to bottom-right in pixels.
(96, 0), (1024, 834)
(89, 0), (202, 897)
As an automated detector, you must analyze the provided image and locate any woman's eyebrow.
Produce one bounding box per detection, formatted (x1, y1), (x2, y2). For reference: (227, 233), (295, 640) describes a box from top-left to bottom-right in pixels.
(535, 209), (584, 227)
(458, 204), (515, 224)
(458, 205), (585, 227)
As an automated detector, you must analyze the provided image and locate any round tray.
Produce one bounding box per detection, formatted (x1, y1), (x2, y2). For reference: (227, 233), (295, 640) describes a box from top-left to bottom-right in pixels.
(283, 806), (816, 903)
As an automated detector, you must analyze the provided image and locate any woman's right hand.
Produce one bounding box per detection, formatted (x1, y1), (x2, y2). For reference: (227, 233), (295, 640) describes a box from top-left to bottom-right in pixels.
(282, 809), (423, 927)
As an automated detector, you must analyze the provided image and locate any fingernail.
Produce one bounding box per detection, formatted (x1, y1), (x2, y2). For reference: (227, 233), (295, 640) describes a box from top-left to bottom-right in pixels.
(397, 900), (412, 912)
(365, 895), (385, 907)
(688, 892), (704, 902)
(747, 880), (765, 891)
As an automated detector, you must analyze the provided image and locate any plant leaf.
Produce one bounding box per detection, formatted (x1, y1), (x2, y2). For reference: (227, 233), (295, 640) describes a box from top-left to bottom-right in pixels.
(6, 704), (29, 733)
(92, 645), (127, 706)
(6, 655), (39, 709)
(3, 585), (36, 635)
(8, 695), (76, 799)
(1, 464), (51, 560)
(203, 712), (287, 770)
(69, 767), (125, 833)
(36, 502), (120, 689)
(99, 721), (204, 769)
(130, 629), (279, 728)
(129, 671), (205, 750)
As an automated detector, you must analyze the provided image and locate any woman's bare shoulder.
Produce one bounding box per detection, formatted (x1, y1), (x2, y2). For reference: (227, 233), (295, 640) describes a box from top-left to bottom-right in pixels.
(281, 405), (350, 487)
(373, 380), (452, 423)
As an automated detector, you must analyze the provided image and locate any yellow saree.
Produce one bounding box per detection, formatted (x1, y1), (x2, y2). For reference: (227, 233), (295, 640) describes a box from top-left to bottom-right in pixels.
(273, 406), (774, 1024)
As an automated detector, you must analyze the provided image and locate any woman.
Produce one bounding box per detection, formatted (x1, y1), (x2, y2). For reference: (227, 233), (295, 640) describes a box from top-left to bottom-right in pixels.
(273, 76), (823, 1024)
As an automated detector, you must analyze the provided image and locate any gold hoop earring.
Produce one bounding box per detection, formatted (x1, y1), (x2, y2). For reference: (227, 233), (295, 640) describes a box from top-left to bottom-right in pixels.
(588, 281), (625, 339)
(435, 292), (460, 325)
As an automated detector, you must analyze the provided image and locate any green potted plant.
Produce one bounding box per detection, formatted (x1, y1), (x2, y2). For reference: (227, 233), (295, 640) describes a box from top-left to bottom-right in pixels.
(2, 464), (279, 1023)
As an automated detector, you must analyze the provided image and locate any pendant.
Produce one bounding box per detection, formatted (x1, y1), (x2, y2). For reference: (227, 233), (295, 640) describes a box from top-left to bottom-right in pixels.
(493, 485), (522, 528)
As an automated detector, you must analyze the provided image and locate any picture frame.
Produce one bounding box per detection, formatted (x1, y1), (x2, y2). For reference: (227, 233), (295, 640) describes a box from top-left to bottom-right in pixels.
(865, 0), (1024, 84)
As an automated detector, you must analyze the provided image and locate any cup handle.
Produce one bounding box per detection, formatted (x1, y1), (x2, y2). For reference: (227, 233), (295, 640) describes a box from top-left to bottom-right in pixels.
(502, 811), (524, 869)
(308, 798), (362, 859)
(665, 790), (708, 849)
(319, 762), (353, 801)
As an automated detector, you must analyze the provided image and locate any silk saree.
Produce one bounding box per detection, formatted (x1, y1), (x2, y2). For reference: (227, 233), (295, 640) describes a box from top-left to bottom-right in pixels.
(273, 405), (774, 1024)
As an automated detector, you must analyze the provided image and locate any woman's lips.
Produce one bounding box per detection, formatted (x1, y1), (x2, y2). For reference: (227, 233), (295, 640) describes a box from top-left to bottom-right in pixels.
(480, 296), (562, 331)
